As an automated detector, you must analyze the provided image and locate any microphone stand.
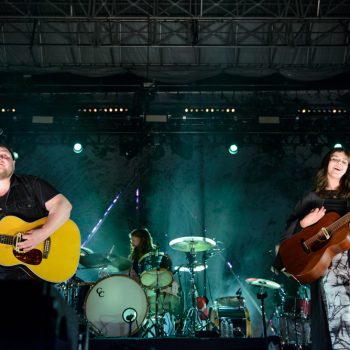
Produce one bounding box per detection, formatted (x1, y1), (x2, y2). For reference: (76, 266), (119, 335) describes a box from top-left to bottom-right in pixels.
(154, 245), (163, 337)
(202, 252), (208, 299)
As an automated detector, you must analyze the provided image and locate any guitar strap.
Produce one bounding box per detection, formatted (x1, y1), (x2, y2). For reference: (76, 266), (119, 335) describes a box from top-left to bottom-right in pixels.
(347, 199), (350, 211)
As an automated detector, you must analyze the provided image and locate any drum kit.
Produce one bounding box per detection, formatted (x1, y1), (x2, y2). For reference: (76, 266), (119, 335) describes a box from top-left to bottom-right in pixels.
(56, 235), (220, 338)
(57, 237), (311, 345)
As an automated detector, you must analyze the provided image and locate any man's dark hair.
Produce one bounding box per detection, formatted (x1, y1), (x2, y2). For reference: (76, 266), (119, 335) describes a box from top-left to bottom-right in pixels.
(0, 143), (15, 160)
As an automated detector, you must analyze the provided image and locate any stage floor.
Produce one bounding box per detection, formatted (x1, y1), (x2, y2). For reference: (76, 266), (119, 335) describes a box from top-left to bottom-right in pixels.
(88, 336), (272, 350)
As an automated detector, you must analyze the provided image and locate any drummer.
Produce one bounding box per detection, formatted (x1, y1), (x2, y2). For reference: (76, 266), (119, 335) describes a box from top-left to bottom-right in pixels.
(128, 227), (173, 283)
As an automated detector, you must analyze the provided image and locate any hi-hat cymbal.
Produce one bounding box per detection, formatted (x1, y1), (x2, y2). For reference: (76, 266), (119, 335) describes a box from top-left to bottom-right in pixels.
(174, 263), (207, 273)
(108, 254), (132, 271)
(79, 253), (111, 268)
(169, 236), (216, 252)
(245, 277), (281, 290)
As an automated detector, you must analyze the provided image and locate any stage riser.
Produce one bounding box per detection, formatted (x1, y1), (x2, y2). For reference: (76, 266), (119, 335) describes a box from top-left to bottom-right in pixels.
(0, 281), (78, 350)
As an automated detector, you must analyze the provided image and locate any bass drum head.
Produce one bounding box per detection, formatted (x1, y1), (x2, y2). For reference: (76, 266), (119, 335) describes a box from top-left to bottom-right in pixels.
(84, 275), (148, 337)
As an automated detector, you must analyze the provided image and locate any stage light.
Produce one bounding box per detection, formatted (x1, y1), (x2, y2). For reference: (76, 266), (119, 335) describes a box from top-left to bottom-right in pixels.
(333, 143), (343, 148)
(13, 151), (19, 160)
(73, 142), (84, 154)
(228, 144), (238, 155)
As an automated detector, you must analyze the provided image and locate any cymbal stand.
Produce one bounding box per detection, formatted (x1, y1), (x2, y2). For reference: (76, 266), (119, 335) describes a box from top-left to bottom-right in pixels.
(257, 286), (268, 343)
(181, 248), (207, 336)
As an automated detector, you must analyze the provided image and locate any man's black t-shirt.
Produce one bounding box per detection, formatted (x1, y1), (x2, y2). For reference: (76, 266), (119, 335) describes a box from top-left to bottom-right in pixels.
(0, 174), (59, 221)
(0, 174), (60, 279)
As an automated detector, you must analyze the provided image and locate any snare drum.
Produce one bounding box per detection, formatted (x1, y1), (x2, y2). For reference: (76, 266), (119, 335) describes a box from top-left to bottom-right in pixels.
(84, 275), (148, 337)
(138, 252), (173, 288)
(216, 296), (245, 308)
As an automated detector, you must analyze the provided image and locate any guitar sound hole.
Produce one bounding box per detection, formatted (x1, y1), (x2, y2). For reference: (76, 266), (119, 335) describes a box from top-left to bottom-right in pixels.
(310, 240), (328, 252)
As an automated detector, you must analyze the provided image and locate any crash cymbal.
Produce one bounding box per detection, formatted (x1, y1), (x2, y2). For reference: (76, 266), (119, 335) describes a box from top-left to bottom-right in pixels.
(79, 253), (111, 268)
(169, 236), (216, 252)
(245, 277), (281, 290)
(108, 254), (132, 271)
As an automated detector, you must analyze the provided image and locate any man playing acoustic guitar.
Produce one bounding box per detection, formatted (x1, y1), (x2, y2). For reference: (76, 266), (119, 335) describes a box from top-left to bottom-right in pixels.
(0, 143), (79, 281)
(275, 147), (350, 350)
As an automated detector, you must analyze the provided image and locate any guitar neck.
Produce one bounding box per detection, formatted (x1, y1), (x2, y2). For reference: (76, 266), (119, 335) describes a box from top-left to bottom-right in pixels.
(328, 211), (350, 233)
(0, 234), (15, 246)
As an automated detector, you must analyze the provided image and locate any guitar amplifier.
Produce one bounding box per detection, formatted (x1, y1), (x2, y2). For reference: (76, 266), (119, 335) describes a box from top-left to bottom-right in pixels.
(0, 280), (78, 350)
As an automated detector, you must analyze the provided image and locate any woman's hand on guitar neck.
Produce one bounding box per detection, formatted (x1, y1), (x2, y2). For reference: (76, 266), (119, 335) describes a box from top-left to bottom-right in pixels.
(300, 206), (326, 228)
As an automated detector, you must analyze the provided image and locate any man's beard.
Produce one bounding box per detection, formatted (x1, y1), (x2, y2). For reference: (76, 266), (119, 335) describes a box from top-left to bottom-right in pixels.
(0, 167), (13, 180)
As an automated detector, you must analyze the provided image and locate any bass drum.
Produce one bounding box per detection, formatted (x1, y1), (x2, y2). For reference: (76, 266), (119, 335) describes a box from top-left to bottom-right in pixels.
(84, 275), (148, 337)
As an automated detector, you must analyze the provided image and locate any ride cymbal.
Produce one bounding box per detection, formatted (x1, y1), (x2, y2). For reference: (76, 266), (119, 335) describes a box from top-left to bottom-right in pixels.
(245, 277), (281, 290)
(169, 236), (216, 252)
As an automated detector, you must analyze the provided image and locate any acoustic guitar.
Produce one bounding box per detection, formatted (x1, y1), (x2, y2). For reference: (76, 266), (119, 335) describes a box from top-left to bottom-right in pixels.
(278, 211), (350, 284)
(0, 216), (81, 283)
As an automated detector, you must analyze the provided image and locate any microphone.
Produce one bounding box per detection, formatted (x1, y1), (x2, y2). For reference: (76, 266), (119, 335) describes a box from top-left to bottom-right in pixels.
(154, 241), (160, 257)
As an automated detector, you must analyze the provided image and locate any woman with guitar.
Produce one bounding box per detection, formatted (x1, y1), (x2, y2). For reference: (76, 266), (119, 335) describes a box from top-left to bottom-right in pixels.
(276, 147), (350, 350)
(0, 143), (77, 281)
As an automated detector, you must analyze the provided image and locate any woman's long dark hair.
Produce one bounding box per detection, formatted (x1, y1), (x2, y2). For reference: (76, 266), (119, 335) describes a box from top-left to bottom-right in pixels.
(129, 228), (154, 262)
(315, 147), (350, 198)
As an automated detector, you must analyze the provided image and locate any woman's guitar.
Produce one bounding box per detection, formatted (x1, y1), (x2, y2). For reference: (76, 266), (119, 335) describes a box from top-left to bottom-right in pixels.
(0, 215), (81, 283)
(277, 211), (350, 284)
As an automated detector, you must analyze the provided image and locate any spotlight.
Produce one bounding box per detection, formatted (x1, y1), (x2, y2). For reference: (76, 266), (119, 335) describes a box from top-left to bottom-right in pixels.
(333, 143), (343, 149)
(73, 142), (84, 154)
(228, 144), (238, 155)
(13, 151), (19, 160)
